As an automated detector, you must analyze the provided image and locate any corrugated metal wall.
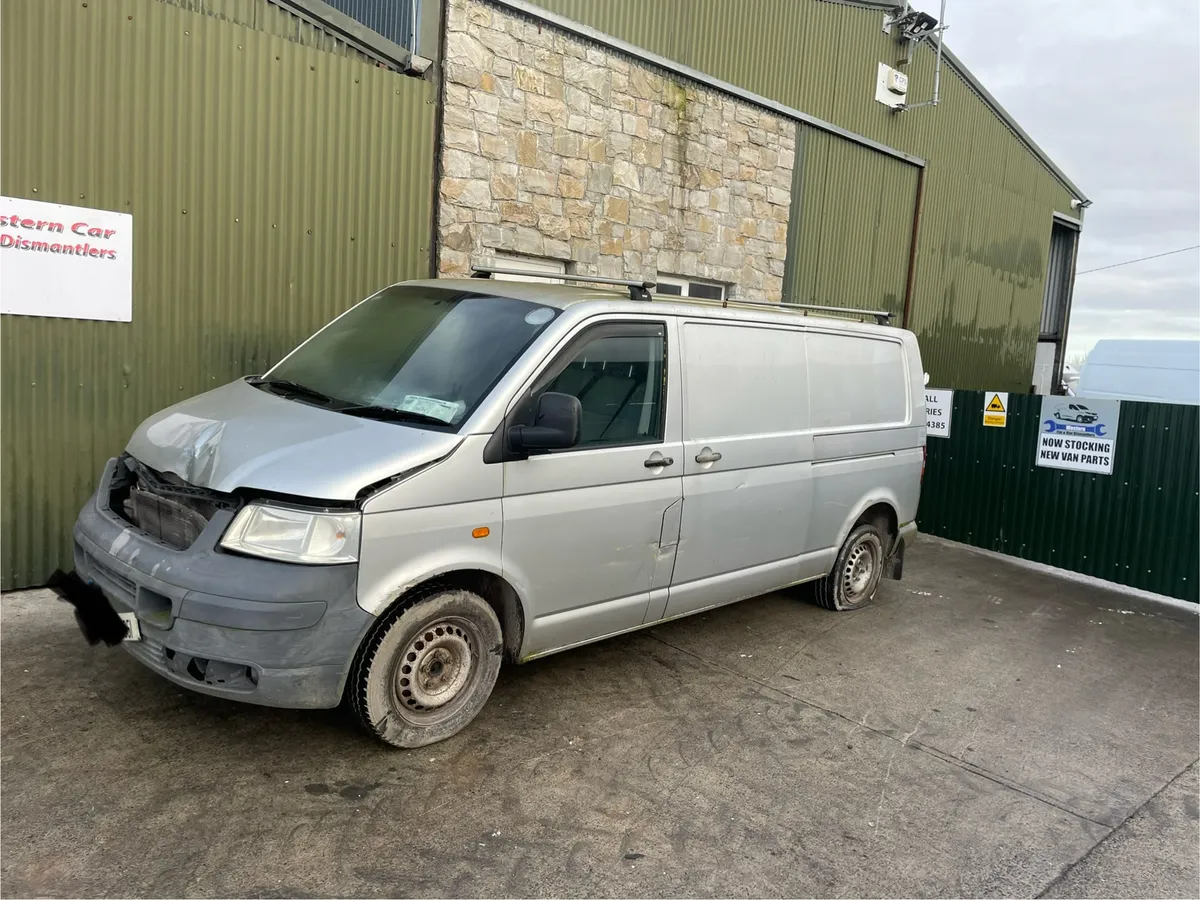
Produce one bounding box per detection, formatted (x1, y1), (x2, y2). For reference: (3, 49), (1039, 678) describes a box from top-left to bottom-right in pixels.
(164, 0), (391, 64)
(527, 0), (1080, 390)
(0, 0), (436, 590)
(919, 391), (1199, 602)
(786, 124), (918, 319)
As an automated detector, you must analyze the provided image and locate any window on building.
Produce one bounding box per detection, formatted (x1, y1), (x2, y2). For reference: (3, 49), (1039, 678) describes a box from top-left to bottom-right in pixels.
(489, 252), (567, 284)
(655, 275), (727, 301)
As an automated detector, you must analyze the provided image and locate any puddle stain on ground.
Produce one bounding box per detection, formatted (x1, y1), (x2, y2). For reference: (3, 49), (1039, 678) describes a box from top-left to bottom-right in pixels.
(304, 783), (382, 800)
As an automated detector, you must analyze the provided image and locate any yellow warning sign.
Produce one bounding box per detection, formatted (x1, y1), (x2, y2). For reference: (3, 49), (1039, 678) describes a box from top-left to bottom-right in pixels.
(983, 391), (1008, 427)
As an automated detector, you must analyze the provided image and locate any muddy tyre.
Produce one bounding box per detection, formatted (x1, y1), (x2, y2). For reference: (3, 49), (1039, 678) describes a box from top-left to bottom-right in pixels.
(349, 588), (503, 748)
(814, 523), (886, 611)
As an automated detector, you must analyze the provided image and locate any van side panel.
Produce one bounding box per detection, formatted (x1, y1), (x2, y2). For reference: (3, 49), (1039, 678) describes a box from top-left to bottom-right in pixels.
(805, 331), (921, 556)
(807, 332), (909, 428)
(664, 321), (815, 620)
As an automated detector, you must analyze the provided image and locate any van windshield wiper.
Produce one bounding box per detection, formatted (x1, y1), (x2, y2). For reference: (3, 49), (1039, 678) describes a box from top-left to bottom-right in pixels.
(247, 377), (337, 405)
(338, 404), (451, 428)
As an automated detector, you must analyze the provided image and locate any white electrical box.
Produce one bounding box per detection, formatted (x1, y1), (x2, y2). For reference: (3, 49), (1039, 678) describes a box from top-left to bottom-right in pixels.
(875, 62), (908, 108)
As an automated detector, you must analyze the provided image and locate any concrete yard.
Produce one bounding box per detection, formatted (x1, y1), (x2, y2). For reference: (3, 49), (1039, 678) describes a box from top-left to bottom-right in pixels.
(2, 537), (1197, 898)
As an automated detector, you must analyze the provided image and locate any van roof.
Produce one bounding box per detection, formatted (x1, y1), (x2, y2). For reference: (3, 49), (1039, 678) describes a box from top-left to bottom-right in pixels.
(404, 278), (907, 336)
(1085, 339), (1200, 372)
(1077, 338), (1200, 405)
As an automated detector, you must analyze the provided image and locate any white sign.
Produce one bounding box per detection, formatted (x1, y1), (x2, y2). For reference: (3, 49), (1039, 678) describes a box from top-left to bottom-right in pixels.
(1, 196), (132, 321)
(1036, 397), (1121, 475)
(925, 389), (953, 438)
(983, 391), (1008, 428)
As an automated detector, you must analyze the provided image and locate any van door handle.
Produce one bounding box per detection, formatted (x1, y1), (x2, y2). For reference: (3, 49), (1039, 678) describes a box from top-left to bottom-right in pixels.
(644, 455), (674, 468)
(695, 449), (723, 464)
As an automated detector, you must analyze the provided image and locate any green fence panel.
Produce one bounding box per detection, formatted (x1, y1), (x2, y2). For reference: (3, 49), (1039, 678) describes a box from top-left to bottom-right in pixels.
(919, 390), (1199, 602)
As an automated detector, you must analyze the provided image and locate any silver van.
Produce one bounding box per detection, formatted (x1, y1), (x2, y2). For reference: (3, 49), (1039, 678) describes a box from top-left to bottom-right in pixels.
(69, 270), (924, 747)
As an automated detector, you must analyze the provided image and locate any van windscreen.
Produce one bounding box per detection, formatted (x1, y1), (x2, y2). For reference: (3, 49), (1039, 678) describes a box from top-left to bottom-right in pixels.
(262, 286), (559, 429)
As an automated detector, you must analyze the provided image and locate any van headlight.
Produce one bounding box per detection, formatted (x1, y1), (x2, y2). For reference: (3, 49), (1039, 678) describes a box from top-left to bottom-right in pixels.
(220, 504), (361, 564)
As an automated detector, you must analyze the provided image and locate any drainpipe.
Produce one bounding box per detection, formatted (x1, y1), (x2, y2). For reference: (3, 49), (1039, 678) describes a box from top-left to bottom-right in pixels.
(902, 165), (926, 329)
(425, 0), (450, 278)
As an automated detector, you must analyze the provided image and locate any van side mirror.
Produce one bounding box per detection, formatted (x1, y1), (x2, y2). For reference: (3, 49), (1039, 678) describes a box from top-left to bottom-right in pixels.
(508, 391), (581, 452)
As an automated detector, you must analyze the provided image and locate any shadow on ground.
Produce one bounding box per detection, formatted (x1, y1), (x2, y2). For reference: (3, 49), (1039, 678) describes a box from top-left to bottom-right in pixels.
(2, 537), (1197, 898)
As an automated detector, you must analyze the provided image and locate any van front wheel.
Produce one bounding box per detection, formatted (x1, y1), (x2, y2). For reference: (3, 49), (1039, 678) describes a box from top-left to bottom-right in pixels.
(350, 588), (503, 748)
(815, 523), (886, 611)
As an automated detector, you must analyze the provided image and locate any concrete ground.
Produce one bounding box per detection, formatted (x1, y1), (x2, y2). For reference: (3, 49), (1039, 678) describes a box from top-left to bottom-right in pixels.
(2, 536), (1197, 899)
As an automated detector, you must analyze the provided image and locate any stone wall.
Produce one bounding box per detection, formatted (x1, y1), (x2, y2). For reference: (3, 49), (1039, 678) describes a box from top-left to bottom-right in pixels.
(437, 0), (796, 302)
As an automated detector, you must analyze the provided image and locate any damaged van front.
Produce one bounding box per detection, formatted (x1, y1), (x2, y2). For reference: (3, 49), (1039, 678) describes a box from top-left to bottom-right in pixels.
(69, 282), (562, 711)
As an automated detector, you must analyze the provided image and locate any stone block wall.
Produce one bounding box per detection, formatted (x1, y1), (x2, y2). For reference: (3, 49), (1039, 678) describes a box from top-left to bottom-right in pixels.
(437, 0), (796, 302)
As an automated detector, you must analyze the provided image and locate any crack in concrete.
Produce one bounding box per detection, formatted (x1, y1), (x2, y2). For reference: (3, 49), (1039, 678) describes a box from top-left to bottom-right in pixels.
(1032, 759), (1200, 899)
(647, 631), (1117, 829)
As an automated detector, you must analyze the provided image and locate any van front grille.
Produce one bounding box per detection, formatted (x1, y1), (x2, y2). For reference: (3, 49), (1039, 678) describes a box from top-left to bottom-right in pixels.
(124, 487), (209, 550)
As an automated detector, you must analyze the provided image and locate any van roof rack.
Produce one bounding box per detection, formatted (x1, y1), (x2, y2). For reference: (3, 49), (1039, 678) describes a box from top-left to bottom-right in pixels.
(468, 265), (893, 325)
(711, 297), (895, 326)
(471, 265), (656, 302)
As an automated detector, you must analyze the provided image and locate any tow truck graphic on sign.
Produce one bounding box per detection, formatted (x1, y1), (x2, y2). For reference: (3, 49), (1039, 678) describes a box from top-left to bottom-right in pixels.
(1037, 397), (1121, 475)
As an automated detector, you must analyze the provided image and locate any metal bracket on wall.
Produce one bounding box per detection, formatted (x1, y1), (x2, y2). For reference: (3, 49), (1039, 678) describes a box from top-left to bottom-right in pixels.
(886, 0), (948, 112)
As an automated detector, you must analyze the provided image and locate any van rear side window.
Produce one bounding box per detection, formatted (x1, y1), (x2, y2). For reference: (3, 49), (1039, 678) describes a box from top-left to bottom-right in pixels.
(807, 333), (907, 429)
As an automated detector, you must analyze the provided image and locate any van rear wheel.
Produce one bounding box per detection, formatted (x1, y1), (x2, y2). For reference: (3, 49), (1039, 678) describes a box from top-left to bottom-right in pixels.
(349, 588), (503, 748)
(815, 523), (886, 611)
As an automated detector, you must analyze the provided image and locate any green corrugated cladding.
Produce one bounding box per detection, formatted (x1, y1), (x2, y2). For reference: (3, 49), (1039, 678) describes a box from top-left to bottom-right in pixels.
(0, 0), (436, 590)
(161, 0), (392, 65)
(528, 0), (1080, 389)
(919, 391), (1199, 603)
(787, 124), (919, 321)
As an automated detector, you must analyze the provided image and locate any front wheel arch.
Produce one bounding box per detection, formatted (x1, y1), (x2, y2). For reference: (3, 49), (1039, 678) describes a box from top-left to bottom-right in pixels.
(363, 569), (527, 665)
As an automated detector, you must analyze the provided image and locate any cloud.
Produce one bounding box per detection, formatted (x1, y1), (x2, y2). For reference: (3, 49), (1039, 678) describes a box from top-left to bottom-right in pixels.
(923, 0), (1200, 355)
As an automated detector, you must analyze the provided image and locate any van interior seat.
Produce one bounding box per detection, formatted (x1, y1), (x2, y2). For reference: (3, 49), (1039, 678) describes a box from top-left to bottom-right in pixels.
(550, 360), (649, 444)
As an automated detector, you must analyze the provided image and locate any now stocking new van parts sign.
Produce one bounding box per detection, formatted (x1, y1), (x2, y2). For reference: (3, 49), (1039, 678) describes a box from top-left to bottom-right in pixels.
(1036, 396), (1121, 475)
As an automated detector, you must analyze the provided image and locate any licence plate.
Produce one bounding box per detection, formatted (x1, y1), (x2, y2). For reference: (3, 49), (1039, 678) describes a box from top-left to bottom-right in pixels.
(119, 612), (142, 642)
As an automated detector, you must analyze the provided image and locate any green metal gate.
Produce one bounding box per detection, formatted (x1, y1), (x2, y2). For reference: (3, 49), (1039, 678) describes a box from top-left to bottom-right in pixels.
(0, 0), (437, 589)
(919, 390), (1199, 602)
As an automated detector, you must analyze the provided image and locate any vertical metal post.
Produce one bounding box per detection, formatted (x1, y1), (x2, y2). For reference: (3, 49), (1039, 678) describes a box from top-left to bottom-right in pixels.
(930, 0), (946, 105)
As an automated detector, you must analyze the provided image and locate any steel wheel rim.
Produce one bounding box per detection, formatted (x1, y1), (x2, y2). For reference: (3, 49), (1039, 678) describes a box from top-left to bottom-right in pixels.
(392, 617), (480, 725)
(842, 534), (881, 602)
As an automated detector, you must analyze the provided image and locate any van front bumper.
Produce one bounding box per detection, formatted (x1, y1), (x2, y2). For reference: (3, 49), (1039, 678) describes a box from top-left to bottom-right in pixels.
(70, 459), (375, 709)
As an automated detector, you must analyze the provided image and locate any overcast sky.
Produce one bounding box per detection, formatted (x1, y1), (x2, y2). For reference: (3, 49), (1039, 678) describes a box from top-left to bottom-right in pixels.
(927, 0), (1200, 359)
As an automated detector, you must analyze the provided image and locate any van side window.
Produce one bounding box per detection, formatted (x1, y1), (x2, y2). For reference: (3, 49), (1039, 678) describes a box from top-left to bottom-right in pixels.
(525, 323), (667, 448)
